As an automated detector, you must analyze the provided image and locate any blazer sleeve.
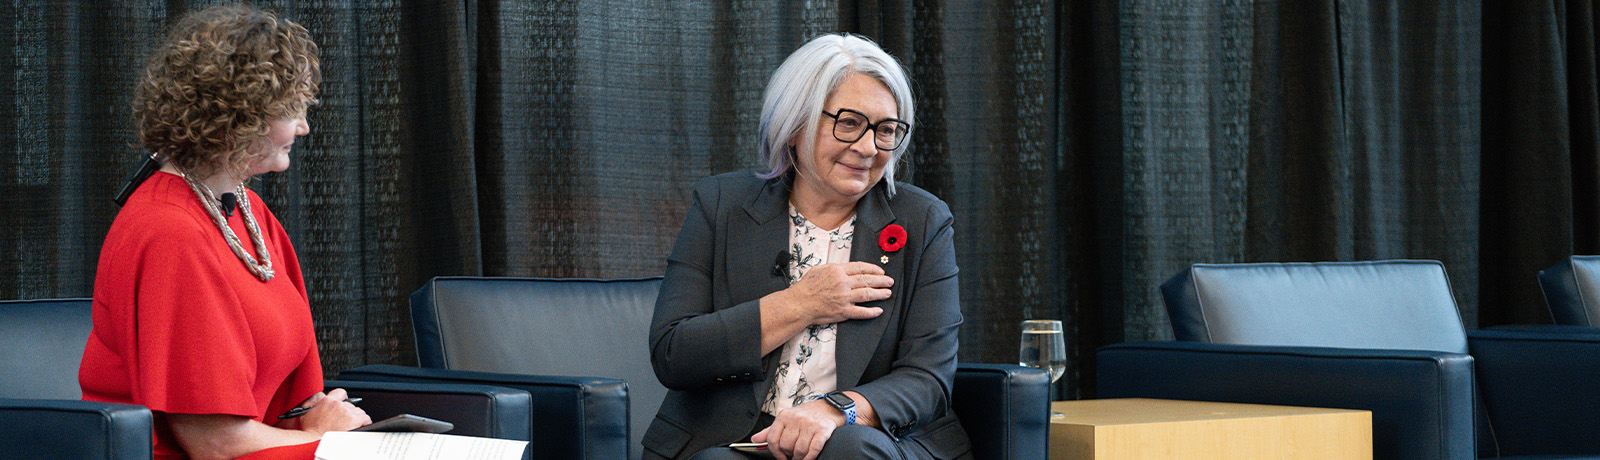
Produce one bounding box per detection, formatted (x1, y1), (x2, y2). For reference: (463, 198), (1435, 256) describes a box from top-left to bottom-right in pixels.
(852, 198), (963, 433)
(650, 178), (768, 390)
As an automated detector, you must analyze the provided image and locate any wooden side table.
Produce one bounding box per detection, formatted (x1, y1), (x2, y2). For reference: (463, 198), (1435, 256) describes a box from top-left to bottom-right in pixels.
(1049, 398), (1371, 460)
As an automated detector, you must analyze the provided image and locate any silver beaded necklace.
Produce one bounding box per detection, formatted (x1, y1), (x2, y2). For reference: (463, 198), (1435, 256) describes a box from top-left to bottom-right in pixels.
(177, 170), (275, 282)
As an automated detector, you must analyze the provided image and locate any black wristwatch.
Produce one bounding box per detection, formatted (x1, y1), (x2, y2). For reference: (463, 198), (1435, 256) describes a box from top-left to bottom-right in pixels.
(820, 391), (857, 426)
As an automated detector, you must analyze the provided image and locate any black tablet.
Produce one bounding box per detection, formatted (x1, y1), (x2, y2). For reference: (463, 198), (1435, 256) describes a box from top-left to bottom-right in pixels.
(352, 414), (455, 433)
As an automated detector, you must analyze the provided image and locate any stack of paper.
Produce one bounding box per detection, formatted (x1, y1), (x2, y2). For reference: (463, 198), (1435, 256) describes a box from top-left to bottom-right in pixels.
(315, 431), (528, 460)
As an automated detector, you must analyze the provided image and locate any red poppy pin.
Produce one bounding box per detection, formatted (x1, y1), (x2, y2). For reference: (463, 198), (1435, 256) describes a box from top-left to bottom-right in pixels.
(878, 224), (907, 253)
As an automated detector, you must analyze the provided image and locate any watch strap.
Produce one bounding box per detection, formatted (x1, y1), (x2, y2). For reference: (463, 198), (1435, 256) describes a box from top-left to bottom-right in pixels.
(820, 391), (857, 426)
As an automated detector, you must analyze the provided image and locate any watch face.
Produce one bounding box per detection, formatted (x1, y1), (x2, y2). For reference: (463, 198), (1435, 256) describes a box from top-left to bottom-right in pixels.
(824, 392), (854, 409)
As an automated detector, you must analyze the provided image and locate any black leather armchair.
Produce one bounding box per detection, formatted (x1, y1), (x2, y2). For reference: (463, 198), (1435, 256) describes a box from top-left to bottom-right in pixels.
(0, 298), (533, 459)
(1538, 255), (1600, 327)
(1097, 260), (1600, 460)
(0, 298), (151, 460)
(340, 276), (1050, 460)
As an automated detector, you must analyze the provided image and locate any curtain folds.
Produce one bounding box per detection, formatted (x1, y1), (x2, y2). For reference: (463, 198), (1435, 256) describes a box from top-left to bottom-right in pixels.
(1482, 0), (1599, 327)
(0, 0), (1593, 397)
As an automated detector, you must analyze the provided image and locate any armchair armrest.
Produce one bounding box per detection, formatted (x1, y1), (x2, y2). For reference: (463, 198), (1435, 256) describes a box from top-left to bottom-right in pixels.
(0, 399), (152, 460)
(339, 365), (626, 460)
(1097, 341), (1475, 460)
(326, 379), (531, 440)
(1468, 328), (1600, 457)
(953, 363), (1049, 460)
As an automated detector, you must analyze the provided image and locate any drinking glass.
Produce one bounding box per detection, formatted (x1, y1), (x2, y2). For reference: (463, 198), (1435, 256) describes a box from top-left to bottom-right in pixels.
(1019, 319), (1066, 417)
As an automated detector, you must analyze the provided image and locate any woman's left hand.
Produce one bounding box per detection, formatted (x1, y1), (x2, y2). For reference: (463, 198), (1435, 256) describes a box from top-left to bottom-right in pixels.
(750, 399), (843, 460)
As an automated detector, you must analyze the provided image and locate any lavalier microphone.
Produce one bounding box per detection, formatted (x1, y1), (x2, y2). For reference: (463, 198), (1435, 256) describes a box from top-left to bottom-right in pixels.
(772, 250), (789, 277)
(220, 192), (237, 217)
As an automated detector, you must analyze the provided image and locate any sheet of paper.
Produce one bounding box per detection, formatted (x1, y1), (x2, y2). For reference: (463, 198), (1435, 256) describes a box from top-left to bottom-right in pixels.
(315, 431), (528, 460)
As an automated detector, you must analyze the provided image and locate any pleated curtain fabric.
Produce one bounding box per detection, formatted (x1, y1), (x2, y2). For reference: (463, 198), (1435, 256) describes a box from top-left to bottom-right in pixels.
(0, 0), (1594, 397)
(1108, 0), (1483, 342)
(1482, 0), (1600, 327)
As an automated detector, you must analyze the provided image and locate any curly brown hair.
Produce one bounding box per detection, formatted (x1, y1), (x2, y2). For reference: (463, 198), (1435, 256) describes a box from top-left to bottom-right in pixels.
(133, 4), (320, 179)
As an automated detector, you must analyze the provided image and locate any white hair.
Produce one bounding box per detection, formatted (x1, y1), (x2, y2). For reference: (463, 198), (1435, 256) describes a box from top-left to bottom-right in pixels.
(756, 33), (915, 196)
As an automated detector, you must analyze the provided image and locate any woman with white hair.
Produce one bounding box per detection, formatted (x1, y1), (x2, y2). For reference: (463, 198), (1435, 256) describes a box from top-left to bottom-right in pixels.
(647, 34), (970, 460)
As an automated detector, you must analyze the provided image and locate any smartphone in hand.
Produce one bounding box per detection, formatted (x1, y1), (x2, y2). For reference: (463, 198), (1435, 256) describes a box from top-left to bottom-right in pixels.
(729, 442), (773, 458)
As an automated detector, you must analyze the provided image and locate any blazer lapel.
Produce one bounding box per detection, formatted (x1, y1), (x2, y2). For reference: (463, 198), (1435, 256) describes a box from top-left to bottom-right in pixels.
(837, 182), (898, 388)
(729, 176), (793, 404)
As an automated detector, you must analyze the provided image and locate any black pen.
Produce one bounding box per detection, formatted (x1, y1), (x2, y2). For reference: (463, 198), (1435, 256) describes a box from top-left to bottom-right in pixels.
(277, 397), (361, 420)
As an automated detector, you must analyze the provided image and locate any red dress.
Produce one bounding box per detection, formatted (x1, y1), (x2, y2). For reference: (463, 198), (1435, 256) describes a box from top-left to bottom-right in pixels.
(80, 171), (323, 460)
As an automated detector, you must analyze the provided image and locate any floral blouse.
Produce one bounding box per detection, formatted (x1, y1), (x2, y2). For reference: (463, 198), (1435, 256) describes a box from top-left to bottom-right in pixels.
(762, 205), (855, 415)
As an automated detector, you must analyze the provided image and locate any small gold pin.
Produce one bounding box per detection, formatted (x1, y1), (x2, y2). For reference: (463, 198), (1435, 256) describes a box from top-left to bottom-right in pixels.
(880, 255), (890, 264)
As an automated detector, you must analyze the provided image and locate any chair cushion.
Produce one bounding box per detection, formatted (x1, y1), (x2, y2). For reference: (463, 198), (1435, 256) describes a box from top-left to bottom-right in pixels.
(1538, 256), (1600, 326)
(0, 299), (93, 400)
(1161, 260), (1468, 354)
(411, 276), (661, 460)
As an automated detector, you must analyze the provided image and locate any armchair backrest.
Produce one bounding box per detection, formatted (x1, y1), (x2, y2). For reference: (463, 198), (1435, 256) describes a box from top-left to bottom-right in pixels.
(410, 276), (663, 460)
(1161, 260), (1469, 354)
(1537, 255), (1600, 326)
(0, 298), (93, 399)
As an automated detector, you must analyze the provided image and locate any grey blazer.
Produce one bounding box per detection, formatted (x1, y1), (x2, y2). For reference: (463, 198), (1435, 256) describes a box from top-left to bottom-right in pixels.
(644, 171), (971, 460)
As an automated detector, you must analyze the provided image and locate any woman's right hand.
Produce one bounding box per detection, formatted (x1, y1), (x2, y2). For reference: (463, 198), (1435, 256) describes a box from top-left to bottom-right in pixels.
(169, 388), (371, 460)
(759, 261), (893, 355)
(784, 261), (893, 324)
(294, 388), (371, 434)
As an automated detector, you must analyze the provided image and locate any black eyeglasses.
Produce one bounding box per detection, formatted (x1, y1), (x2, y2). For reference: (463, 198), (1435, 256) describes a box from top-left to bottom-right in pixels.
(822, 108), (911, 151)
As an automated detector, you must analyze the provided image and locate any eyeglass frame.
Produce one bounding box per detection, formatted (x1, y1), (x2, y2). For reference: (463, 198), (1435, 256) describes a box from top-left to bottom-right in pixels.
(820, 108), (913, 151)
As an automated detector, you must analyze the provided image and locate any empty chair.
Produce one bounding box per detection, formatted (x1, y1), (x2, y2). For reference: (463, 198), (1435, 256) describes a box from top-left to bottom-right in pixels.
(1098, 260), (1600, 460)
(345, 277), (655, 460)
(1538, 255), (1600, 327)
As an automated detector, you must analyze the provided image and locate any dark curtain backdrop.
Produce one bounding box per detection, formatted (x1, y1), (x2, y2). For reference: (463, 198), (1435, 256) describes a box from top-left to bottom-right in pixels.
(1, 0), (1593, 399)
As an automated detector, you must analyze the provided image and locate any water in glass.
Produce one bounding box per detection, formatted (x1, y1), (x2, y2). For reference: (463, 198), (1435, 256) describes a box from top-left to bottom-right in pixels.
(1019, 321), (1066, 383)
(1020, 319), (1066, 417)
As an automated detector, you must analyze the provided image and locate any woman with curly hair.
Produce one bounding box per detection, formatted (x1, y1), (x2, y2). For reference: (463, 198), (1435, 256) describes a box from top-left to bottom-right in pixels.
(79, 5), (369, 460)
